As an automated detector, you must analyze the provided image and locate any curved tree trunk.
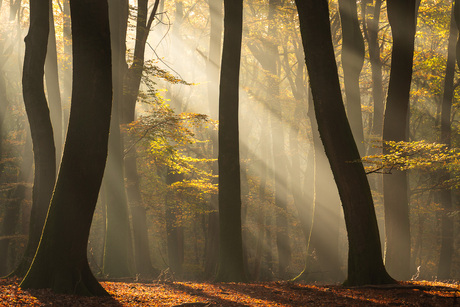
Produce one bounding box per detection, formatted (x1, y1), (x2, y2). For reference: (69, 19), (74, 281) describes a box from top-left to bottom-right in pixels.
(383, 0), (417, 280)
(11, 0), (56, 278)
(20, 0), (112, 295)
(294, 0), (394, 286)
(215, 0), (246, 282)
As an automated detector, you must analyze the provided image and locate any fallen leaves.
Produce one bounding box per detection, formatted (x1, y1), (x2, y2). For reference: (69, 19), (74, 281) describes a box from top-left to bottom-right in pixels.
(0, 277), (459, 306)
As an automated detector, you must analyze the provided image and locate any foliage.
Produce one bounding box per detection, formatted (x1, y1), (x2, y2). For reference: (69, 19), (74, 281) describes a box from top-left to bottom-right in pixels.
(363, 140), (460, 188)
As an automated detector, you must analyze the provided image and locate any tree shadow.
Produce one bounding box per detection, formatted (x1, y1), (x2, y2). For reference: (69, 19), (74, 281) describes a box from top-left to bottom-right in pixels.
(23, 288), (124, 306)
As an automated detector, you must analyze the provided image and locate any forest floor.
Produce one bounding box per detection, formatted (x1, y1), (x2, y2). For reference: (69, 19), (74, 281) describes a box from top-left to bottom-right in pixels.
(0, 277), (459, 306)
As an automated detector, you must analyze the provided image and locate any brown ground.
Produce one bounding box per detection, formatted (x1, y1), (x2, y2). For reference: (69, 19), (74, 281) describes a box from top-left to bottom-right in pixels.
(0, 278), (459, 306)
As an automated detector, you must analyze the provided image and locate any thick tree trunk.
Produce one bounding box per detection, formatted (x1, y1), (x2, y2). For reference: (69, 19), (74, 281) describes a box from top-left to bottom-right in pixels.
(437, 1), (458, 280)
(338, 0), (365, 155)
(12, 0), (56, 278)
(20, 0), (112, 295)
(383, 0), (417, 280)
(294, 0), (394, 286)
(215, 0), (246, 282)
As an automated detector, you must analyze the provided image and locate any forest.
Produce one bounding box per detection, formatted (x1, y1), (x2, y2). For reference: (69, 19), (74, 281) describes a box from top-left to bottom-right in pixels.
(0, 0), (460, 305)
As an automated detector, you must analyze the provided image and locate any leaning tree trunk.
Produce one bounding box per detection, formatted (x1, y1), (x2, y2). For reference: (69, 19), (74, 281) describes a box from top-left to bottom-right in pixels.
(215, 0), (246, 282)
(20, 0), (112, 295)
(294, 0), (395, 286)
(383, 0), (417, 280)
(11, 0), (56, 278)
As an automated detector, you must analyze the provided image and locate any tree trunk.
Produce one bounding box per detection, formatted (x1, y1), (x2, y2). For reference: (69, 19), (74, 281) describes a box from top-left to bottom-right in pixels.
(294, 0), (394, 286)
(365, 0), (384, 138)
(102, 0), (133, 279)
(20, 0), (112, 295)
(11, 0), (56, 278)
(437, 0), (458, 280)
(165, 169), (184, 277)
(121, 0), (160, 277)
(0, 135), (33, 276)
(204, 0), (222, 280)
(45, 1), (62, 165)
(338, 0), (365, 155)
(383, 0), (417, 280)
(215, 0), (246, 282)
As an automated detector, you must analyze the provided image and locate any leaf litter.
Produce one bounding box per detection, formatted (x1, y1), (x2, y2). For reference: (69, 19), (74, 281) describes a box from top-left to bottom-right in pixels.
(0, 278), (459, 306)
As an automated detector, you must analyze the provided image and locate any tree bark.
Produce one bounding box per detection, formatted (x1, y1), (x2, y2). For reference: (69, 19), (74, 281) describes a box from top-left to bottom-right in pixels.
(20, 0), (112, 295)
(121, 0), (160, 277)
(383, 0), (417, 280)
(102, 0), (133, 279)
(437, 0), (458, 280)
(338, 0), (365, 155)
(11, 0), (56, 278)
(204, 0), (222, 279)
(45, 1), (63, 165)
(215, 0), (246, 282)
(294, 0), (394, 286)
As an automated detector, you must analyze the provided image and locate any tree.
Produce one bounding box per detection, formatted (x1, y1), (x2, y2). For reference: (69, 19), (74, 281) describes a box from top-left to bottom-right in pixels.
(204, 0), (222, 279)
(20, 0), (113, 295)
(437, 0), (459, 280)
(102, 0), (133, 279)
(122, 0), (161, 278)
(338, 0), (365, 155)
(215, 0), (246, 282)
(294, 0), (395, 286)
(383, 0), (417, 280)
(11, 0), (56, 278)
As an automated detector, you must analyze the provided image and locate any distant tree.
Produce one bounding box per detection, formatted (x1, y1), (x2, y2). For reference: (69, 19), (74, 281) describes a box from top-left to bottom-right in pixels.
(204, 0), (222, 279)
(102, 0), (133, 279)
(20, 0), (112, 295)
(122, 0), (160, 277)
(338, 0), (365, 155)
(294, 0), (395, 286)
(215, 0), (246, 282)
(45, 1), (63, 165)
(10, 0), (56, 278)
(383, 0), (417, 280)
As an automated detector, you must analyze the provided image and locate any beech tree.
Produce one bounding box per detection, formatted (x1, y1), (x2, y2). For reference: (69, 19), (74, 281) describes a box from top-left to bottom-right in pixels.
(215, 0), (246, 282)
(11, 0), (56, 278)
(383, 0), (417, 280)
(437, 0), (459, 279)
(294, 0), (395, 286)
(20, 0), (113, 295)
